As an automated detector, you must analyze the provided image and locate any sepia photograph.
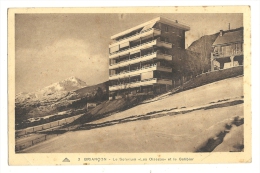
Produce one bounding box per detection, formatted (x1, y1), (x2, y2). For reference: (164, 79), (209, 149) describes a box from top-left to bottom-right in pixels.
(8, 6), (251, 165)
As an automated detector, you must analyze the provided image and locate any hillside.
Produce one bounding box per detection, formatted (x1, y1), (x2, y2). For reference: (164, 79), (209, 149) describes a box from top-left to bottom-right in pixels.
(74, 81), (108, 98)
(185, 32), (219, 74)
(15, 77), (109, 123)
(21, 76), (244, 153)
(69, 66), (243, 126)
(188, 33), (219, 52)
(84, 76), (243, 125)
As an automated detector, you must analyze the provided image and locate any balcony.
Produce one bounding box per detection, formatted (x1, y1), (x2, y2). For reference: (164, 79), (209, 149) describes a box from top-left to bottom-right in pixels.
(109, 64), (172, 80)
(109, 78), (172, 91)
(109, 28), (161, 48)
(109, 39), (172, 59)
(109, 52), (172, 70)
(212, 50), (243, 59)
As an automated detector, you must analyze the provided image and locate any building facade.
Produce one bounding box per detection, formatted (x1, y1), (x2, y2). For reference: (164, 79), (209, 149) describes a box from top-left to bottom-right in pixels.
(108, 17), (190, 100)
(211, 27), (244, 71)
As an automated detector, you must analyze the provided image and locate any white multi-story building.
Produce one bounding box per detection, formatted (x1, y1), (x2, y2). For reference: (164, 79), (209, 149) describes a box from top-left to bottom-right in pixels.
(108, 17), (190, 100)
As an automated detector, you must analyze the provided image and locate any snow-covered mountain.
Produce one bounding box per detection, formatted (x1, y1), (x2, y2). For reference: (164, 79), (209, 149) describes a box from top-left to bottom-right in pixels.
(15, 92), (37, 103)
(16, 77), (87, 102)
(36, 76), (87, 97)
(15, 77), (108, 123)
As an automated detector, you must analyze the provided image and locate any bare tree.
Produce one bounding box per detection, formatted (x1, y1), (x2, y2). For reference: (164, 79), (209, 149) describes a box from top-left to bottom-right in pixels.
(196, 34), (211, 73)
(118, 76), (131, 100)
(173, 49), (188, 90)
(186, 50), (200, 76)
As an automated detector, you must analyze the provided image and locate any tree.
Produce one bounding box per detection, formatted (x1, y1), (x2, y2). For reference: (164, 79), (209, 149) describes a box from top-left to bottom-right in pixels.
(118, 76), (131, 100)
(95, 87), (104, 102)
(186, 50), (200, 76)
(187, 32), (219, 74)
(195, 34), (211, 73)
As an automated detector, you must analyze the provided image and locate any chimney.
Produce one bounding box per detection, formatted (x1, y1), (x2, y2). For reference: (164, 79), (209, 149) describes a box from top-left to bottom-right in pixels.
(220, 30), (223, 36)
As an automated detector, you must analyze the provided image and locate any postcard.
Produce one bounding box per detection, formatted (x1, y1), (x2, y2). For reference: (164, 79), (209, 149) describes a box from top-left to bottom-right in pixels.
(8, 6), (251, 165)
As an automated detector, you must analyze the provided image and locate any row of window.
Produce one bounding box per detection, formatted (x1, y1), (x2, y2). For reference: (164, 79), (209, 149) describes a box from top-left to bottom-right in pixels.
(160, 23), (183, 35)
(213, 43), (243, 56)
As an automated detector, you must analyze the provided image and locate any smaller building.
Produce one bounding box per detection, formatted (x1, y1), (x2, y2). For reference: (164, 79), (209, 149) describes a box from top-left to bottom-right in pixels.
(211, 27), (243, 71)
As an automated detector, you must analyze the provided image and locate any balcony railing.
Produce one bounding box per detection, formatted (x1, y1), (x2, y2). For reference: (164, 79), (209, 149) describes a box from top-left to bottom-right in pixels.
(212, 50), (243, 58)
(109, 64), (172, 80)
(109, 38), (172, 59)
(112, 52), (156, 65)
(111, 28), (160, 44)
(110, 39), (156, 56)
(109, 78), (172, 91)
(109, 52), (172, 69)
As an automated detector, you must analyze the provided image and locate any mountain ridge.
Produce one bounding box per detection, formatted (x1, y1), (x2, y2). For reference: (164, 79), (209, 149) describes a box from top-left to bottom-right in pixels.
(36, 76), (87, 96)
(16, 76), (88, 102)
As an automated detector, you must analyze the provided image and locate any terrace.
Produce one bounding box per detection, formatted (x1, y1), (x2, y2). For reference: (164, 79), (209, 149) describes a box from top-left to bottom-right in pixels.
(109, 28), (161, 47)
(109, 63), (172, 80)
(109, 38), (172, 59)
(109, 51), (172, 70)
(109, 78), (172, 91)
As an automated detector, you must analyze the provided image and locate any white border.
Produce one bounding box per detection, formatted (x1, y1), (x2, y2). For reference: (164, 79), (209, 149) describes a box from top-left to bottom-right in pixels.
(1, 0), (259, 173)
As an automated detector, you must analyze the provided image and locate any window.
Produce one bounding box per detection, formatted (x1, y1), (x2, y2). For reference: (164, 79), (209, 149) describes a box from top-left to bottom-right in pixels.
(161, 49), (168, 54)
(235, 43), (243, 53)
(165, 26), (169, 32)
(177, 29), (182, 37)
(160, 37), (169, 43)
(172, 27), (176, 33)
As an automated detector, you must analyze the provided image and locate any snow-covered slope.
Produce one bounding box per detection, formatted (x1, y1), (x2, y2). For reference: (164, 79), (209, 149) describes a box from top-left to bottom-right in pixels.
(22, 77), (244, 153)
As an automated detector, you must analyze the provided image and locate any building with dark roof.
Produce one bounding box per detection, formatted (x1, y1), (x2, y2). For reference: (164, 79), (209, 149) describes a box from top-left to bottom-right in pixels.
(211, 27), (244, 71)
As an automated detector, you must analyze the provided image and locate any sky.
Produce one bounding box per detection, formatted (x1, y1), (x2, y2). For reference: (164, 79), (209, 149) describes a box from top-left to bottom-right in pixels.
(15, 13), (243, 94)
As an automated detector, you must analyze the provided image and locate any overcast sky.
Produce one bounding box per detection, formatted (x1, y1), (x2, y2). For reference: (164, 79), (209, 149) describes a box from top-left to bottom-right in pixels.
(15, 13), (243, 94)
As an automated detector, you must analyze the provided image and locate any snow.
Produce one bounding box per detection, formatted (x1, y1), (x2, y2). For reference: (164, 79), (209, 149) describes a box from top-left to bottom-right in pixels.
(21, 76), (244, 153)
(21, 105), (243, 153)
(213, 124), (244, 152)
(92, 76), (243, 124)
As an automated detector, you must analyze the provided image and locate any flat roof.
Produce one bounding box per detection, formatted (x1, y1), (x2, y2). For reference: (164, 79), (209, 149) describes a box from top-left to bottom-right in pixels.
(111, 17), (190, 40)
